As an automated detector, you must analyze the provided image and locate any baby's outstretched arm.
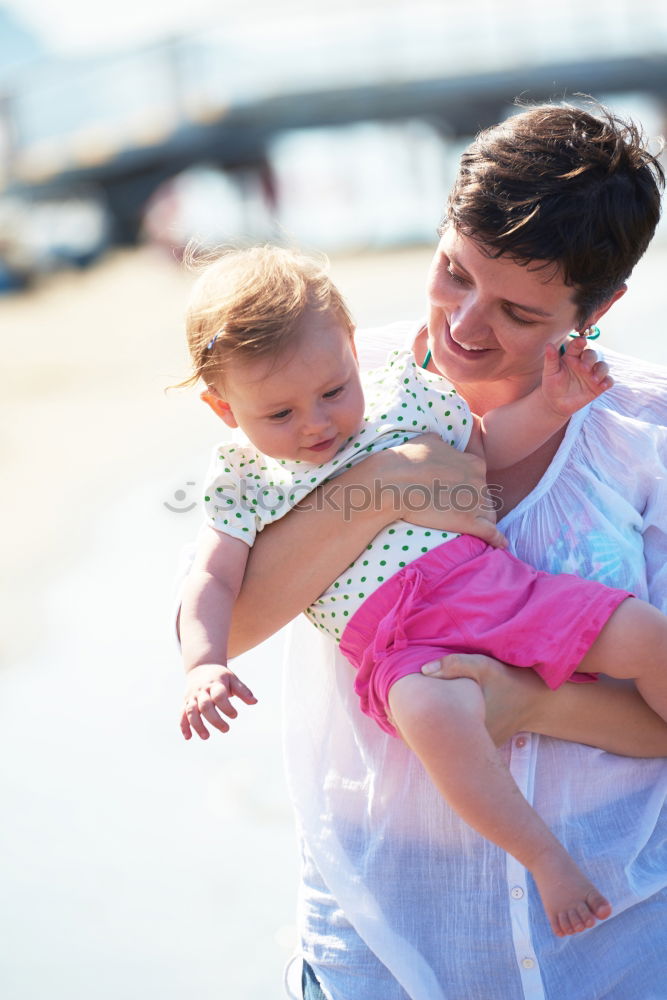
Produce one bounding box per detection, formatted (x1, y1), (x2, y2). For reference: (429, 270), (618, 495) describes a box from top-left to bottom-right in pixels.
(540, 336), (613, 417)
(179, 527), (257, 740)
(475, 337), (613, 470)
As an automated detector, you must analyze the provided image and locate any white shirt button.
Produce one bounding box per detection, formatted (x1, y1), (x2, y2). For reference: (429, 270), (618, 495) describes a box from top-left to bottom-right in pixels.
(515, 736), (527, 749)
(511, 886), (524, 899)
(521, 957), (535, 970)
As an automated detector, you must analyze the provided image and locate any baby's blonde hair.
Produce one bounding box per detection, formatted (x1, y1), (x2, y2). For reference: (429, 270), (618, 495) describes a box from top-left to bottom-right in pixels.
(178, 244), (354, 389)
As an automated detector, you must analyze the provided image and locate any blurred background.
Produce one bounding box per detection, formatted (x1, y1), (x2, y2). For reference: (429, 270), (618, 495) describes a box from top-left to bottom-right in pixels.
(1, 2), (667, 997)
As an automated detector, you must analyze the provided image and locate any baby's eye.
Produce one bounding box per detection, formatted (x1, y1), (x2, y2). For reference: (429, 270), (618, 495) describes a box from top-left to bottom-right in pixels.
(268, 409), (292, 421)
(323, 385), (344, 399)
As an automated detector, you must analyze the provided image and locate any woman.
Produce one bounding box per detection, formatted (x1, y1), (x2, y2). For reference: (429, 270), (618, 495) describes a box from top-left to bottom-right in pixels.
(218, 104), (667, 998)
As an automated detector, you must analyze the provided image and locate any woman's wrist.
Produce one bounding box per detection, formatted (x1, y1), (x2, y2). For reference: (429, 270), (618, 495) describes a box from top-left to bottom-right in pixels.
(368, 441), (435, 517)
(369, 434), (497, 536)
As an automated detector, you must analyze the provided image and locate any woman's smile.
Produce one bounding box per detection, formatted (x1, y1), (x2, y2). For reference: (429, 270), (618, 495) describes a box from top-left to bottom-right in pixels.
(445, 323), (494, 358)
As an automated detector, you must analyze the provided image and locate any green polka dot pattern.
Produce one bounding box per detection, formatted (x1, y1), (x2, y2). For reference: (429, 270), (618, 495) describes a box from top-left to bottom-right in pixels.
(202, 347), (471, 642)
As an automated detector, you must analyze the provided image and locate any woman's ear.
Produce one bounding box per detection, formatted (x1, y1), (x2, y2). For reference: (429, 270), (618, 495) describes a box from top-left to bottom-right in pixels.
(200, 388), (238, 428)
(583, 284), (627, 329)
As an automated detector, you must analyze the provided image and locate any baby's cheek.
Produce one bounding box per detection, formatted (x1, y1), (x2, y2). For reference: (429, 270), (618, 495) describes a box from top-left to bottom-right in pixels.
(353, 387), (367, 426)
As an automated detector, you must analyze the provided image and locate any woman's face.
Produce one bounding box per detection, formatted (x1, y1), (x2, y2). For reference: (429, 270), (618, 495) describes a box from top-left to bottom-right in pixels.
(426, 227), (582, 392)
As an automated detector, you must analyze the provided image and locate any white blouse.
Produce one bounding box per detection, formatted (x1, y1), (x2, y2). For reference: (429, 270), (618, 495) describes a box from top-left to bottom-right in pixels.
(283, 323), (667, 1000)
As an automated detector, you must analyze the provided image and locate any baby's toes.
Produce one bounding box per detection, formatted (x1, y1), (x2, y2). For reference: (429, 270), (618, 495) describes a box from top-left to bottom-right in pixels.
(585, 890), (612, 921)
(552, 919), (565, 938)
(564, 907), (587, 935)
(554, 911), (575, 936)
(573, 901), (596, 930)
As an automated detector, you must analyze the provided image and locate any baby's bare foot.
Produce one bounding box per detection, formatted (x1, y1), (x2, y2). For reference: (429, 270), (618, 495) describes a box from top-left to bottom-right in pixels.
(530, 847), (612, 937)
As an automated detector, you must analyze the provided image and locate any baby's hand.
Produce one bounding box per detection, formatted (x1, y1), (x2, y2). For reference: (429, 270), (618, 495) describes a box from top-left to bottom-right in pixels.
(180, 663), (257, 741)
(541, 337), (613, 419)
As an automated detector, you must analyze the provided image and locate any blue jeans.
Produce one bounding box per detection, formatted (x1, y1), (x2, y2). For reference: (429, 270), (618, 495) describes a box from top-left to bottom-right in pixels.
(302, 959), (327, 999)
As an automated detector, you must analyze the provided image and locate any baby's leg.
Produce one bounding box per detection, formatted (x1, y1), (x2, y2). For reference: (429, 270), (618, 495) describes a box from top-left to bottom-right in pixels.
(576, 598), (667, 720)
(388, 673), (611, 937)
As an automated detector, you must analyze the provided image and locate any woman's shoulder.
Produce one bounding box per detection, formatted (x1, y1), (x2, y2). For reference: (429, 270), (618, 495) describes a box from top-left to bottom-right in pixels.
(355, 320), (422, 373)
(573, 349), (667, 491)
(601, 348), (667, 426)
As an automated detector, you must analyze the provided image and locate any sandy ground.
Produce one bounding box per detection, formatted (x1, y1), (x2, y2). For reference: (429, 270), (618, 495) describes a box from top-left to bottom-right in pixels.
(0, 244), (435, 664)
(0, 243), (435, 1000)
(1, 240), (665, 999)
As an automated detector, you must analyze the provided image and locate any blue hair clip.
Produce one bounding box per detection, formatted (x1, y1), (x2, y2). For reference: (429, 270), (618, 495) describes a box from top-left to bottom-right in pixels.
(206, 330), (222, 351)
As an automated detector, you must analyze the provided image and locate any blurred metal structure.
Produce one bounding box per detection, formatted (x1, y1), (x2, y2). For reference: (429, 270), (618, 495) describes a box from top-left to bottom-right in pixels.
(1, 0), (666, 240)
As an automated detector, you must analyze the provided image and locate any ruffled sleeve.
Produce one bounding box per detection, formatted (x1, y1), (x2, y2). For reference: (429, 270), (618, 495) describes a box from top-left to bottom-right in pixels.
(202, 442), (260, 545)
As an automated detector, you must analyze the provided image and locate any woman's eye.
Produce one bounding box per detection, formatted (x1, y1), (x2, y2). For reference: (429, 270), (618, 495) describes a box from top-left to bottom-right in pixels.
(268, 409), (291, 421)
(323, 385), (344, 399)
(446, 265), (468, 286)
(506, 308), (536, 327)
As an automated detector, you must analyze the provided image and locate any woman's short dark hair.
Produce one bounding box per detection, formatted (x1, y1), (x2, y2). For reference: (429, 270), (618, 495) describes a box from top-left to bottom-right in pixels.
(445, 102), (665, 325)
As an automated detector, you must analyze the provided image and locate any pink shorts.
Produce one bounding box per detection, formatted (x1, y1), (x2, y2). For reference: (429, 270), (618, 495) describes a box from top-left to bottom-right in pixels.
(339, 535), (632, 736)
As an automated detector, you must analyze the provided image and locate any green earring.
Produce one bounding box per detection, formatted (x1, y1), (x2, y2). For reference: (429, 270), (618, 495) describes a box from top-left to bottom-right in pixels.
(561, 325), (601, 354)
(568, 325), (601, 341)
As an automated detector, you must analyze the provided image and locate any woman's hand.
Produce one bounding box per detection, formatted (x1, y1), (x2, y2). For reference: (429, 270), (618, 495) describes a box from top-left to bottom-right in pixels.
(421, 653), (667, 757)
(377, 434), (506, 548)
(421, 653), (544, 745)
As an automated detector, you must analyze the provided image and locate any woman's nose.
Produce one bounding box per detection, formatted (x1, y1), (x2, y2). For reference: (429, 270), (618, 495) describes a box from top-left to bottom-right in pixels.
(449, 295), (490, 342)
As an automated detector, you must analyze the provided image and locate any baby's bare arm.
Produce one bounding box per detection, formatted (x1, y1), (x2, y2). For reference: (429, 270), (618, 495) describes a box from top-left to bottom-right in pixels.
(181, 527), (248, 672)
(477, 339), (612, 471)
(180, 528), (256, 740)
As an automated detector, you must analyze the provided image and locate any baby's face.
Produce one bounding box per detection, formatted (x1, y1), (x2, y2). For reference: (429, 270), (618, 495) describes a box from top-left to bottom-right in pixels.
(218, 310), (365, 463)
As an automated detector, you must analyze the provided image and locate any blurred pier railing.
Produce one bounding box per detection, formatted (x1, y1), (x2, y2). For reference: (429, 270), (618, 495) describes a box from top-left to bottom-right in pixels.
(1, 0), (666, 233)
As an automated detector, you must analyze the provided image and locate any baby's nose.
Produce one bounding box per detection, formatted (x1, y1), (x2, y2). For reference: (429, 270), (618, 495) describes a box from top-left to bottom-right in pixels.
(303, 406), (331, 433)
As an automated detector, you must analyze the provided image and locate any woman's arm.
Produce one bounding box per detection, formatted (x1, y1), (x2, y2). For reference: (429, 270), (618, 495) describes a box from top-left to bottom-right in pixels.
(228, 434), (500, 657)
(422, 655), (667, 757)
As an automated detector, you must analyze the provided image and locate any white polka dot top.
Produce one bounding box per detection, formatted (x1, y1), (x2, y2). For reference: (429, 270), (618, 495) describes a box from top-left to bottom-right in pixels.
(203, 348), (472, 640)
